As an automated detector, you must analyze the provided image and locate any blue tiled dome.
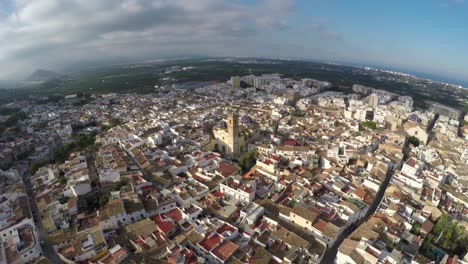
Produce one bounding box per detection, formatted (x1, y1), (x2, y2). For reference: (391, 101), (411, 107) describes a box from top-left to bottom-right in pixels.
(217, 120), (228, 129)
(408, 113), (420, 122)
(240, 115), (254, 126)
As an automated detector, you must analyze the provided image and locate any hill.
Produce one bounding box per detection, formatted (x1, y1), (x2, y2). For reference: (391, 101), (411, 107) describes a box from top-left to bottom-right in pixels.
(26, 69), (66, 82)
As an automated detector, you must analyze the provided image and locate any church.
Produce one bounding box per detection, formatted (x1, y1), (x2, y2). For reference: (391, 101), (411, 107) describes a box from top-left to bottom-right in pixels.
(212, 110), (259, 160)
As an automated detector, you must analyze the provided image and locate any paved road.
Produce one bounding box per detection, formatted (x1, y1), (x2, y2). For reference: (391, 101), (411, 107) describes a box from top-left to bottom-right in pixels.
(319, 166), (395, 264)
(22, 172), (63, 264)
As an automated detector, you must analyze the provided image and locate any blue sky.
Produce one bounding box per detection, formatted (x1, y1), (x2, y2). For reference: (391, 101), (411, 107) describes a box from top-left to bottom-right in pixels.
(278, 0), (468, 83)
(0, 0), (467, 85)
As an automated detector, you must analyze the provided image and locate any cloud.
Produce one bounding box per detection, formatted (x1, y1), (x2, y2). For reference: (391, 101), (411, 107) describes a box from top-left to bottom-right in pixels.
(311, 18), (343, 41)
(0, 0), (296, 78)
(440, 0), (464, 7)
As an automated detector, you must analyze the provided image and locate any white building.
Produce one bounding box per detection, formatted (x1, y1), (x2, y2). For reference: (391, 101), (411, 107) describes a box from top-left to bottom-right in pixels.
(219, 178), (256, 203)
(406, 125), (428, 145)
(401, 158), (424, 177)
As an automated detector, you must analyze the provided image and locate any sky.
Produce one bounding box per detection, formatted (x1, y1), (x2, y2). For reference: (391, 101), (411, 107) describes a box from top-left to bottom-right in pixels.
(0, 0), (467, 84)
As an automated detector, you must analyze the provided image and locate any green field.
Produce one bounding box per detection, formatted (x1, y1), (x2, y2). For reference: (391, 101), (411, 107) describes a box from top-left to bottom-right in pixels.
(1, 58), (467, 111)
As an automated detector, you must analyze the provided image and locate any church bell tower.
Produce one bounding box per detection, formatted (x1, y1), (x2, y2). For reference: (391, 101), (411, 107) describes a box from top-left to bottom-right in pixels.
(227, 110), (239, 159)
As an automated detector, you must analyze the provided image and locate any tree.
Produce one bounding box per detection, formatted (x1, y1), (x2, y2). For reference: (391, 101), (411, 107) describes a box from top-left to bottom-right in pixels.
(238, 150), (258, 172)
(99, 196), (109, 207)
(113, 179), (130, 191)
(29, 160), (48, 175)
(361, 121), (377, 130)
(410, 222), (422, 235)
(4, 111), (28, 126)
(433, 213), (451, 237)
(58, 176), (67, 185)
(408, 136), (420, 147)
(289, 199), (297, 208)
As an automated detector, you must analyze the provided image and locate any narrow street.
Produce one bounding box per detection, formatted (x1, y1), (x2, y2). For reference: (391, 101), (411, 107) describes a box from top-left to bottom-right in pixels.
(22, 172), (63, 264)
(319, 166), (396, 264)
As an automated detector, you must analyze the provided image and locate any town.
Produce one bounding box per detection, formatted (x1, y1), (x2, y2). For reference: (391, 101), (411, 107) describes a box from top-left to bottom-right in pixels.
(0, 74), (467, 264)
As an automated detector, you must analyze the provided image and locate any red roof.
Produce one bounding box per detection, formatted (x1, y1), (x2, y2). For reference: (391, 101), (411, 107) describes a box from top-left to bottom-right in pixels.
(283, 139), (297, 146)
(134, 236), (152, 251)
(405, 158), (417, 168)
(157, 221), (175, 235)
(193, 174), (207, 183)
(245, 187), (255, 193)
(140, 185), (156, 193)
(152, 231), (167, 246)
(320, 208), (337, 220)
(217, 223), (236, 235)
(199, 234), (222, 251)
(216, 163), (239, 178)
(153, 214), (164, 223)
(421, 220), (434, 233)
(211, 190), (224, 198)
(185, 206), (201, 215)
(313, 219), (328, 232)
(211, 240), (238, 261)
(164, 208), (184, 223)
(271, 155), (280, 161)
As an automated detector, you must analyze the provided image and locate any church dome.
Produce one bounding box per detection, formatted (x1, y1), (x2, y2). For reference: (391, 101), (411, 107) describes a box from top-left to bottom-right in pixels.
(217, 120), (228, 129)
(239, 114), (254, 126)
(408, 113), (420, 123)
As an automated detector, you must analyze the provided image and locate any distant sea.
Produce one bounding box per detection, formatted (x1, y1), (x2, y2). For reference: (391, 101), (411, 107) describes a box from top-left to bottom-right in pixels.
(334, 60), (468, 88)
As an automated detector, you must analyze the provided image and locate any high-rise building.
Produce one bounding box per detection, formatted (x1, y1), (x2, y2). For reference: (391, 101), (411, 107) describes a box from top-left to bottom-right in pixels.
(398, 96), (413, 108)
(254, 77), (267, 89)
(285, 90), (299, 106)
(430, 102), (462, 120)
(241, 75), (254, 86)
(368, 93), (379, 108)
(231, 76), (240, 89)
(353, 84), (374, 95)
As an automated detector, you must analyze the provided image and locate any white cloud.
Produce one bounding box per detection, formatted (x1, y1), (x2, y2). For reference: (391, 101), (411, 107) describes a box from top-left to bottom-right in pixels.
(311, 18), (343, 41)
(0, 0), (295, 78)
